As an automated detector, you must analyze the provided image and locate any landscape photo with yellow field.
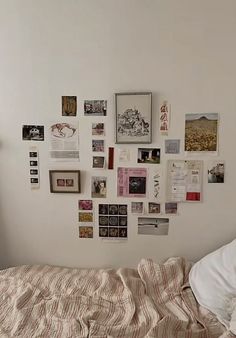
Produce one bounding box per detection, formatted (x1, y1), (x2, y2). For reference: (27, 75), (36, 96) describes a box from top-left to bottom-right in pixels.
(185, 113), (218, 152)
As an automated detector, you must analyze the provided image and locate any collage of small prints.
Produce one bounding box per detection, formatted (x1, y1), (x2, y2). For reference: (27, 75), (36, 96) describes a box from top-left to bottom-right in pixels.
(22, 94), (225, 240)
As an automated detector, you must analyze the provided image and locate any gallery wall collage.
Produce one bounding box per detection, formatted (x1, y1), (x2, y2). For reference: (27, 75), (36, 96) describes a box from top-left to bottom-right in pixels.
(23, 93), (224, 241)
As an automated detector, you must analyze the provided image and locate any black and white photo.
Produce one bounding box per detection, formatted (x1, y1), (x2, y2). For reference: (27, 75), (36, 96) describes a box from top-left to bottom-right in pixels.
(22, 125), (44, 141)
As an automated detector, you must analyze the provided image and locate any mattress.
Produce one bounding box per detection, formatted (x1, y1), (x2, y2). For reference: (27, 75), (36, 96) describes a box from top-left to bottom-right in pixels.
(0, 257), (231, 338)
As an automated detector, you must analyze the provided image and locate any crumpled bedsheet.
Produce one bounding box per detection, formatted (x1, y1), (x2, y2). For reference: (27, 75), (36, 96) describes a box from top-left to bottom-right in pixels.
(0, 257), (233, 337)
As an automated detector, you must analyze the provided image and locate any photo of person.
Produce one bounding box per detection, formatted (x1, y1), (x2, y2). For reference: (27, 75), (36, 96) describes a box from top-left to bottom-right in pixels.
(66, 179), (74, 187)
(129, 177), (146, 194)
(22, 125), (44, 141)
(57, 179), (65, 187)
(91, 177), (107, 198)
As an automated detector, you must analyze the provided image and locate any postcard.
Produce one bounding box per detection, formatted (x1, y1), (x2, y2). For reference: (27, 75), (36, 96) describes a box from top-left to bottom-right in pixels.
(118, 148), (130, 162)
(185, 113), (218, 152)
(208, 161), (225, 183)
(78, 200), (93, 210)
(22, 125), (44, 141)
(78, 212), (93, 222)
(138, 217), (169, 235)
(165, 140), (180, 154)
(62, 96), (77, 116)
(84, 100), (107, 116)
(137, 148), (160, 164)
(79, 226), (93, 238)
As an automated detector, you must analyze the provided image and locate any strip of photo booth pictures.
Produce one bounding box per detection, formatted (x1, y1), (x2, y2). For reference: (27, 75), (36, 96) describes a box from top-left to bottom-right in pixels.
(29, 147), (40, 189)
(78, 200), (94, 239)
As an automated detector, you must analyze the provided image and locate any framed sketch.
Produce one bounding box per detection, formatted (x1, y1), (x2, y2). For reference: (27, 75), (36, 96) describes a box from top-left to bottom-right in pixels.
(115, 92), (152, 144)
(49, 170), (80, 193)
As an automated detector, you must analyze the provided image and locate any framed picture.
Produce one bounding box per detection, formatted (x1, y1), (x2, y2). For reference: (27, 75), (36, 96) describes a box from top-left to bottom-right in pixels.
(49, 170), (80, 193)
(115, 92), (152, 144)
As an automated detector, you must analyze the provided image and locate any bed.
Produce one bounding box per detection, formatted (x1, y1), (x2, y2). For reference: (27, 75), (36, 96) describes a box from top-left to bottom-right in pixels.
(0, 254), (234, 338)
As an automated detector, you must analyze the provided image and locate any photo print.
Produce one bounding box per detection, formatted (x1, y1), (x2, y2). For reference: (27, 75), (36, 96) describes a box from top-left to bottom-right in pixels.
(22, 125), (44, 141)
(115, 92), (152, 143)
(165, 202), (178, 214)
(118, 148), (130, 162)
(117, 167), (147, 197)
(92, 123), (105, 136)
(98, 203), (128, 240)
(92, 156), (105, 169)
(165, 140), (180, 154)
(92, 140), (104, 152)
(78, 212), (93, 222)
(185, 113), (218, 152)
(62, 96), (77, 116)
(84, 100), (107, 116)
(148, 202), (160, 214)
(138, 217), (169, 236)
(208, 161), (225, 183)
(91, 176), (107, 198)
(138, 148), (160, 164)
(79, 226), (93, 238)
(79, 200), (93, 210)
(131, 202), (144, 214)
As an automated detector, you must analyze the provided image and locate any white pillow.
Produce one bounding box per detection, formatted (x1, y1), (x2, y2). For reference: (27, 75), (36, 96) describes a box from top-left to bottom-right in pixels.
(189, 239), (236, 328)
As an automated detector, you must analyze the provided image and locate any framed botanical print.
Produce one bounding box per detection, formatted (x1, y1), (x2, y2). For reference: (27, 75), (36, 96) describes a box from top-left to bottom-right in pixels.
(115, 92), (152, 144)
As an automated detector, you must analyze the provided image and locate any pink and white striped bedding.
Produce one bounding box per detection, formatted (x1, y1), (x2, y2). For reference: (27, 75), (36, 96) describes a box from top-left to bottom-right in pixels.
(0, 257), (233, 338)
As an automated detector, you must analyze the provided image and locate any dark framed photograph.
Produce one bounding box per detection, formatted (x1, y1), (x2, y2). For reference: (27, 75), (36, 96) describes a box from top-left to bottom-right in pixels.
(115, 92), (152, 144)
(49, 170), (80, 193)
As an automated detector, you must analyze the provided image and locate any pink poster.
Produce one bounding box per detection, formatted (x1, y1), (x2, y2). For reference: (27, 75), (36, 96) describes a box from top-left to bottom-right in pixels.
(117, 167), (147, 197)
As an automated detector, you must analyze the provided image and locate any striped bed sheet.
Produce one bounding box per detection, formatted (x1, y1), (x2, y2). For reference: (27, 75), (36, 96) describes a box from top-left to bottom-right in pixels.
(0, 257), (233, 338)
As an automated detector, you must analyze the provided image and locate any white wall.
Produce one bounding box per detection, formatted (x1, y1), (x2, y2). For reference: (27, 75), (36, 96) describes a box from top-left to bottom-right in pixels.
(0, 0), (236, 269)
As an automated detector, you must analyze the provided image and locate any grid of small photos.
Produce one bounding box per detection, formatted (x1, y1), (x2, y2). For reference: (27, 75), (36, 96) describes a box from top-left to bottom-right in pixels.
(99, 204), (128, 239)
(78, 200), (94, 238)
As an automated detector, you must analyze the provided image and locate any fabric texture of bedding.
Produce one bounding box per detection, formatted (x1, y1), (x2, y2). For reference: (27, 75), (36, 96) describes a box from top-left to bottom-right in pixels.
(0, 257), (232, 338)
(189, 239), (236, 330)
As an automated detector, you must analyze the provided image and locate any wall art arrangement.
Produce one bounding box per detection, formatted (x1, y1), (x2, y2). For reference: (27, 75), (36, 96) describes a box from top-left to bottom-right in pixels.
(22, 93), (225, 240)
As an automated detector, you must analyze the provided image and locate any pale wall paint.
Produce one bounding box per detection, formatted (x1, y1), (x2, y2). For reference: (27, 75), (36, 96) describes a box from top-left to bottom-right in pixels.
(0, 0), (236, 269)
